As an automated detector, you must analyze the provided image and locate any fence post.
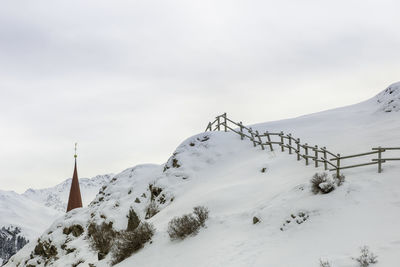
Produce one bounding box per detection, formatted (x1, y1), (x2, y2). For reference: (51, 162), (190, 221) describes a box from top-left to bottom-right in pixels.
(249, 128), (256, 147)
(304, 143), (309, 165)
(322, 147), (328, 170)
(288, 134), (292, 154)
(266, 131), (274, 151)
(314, 145), (319, 168)
(280, 131), (284, 152)
(217, 116), (220, 131)
(378, 147), (382, 173)
(256, 130), (264, 150)
(223, 113), (227, 132)
(206, 122), (211, 132)
(239, 121), (244, 140)
(336, 154), (341, 177)
(297, 138), (301, 161)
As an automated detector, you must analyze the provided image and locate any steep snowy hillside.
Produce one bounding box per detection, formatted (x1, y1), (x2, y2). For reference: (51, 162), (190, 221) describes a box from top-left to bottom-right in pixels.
(6, 82), (400, 267)
(0, 174), (111, 264)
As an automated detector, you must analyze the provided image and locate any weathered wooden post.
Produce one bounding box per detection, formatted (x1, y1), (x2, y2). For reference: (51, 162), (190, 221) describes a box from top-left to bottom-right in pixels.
(378, 147), (382, 173)
(296, 138), (301, 161)
(288, 134), (292, 154)
(280, 131), (284, 152)
(266, 131), (274, 151)
(304, 143), (309, 166)
(249, 127), (256, 147)
(205, 122), (211, 132)
(217, 116), (221, 131)
(322, 147), (328, 170)
(314, 145), (319, 168)
(223, 113), (227, 132)
(336, 154), (341, 177)
(239, 121), (244, 140)
(256, 130), (265, 150)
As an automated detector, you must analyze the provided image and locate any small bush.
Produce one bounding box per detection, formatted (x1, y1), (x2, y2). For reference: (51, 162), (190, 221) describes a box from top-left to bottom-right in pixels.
(63, 225), (84, 237)
(88, 222), (117, 260)
(127, 208), (140, 231)
(168, 214), (200, 240)
(353, 246), (378, 267)
(333, 173), (345, 186)
(193, 206), (209, 227)
(311, 173), (345, 194)
(168, 206), (209, 240)
(111, 222), (155, 265)
(319, 259), (331, 267)
(34, 239), (57, 260)
(145, 202), (159, 219)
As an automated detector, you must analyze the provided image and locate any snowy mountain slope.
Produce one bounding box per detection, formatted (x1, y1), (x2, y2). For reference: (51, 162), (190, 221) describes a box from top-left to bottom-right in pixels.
(0, 174), (111, 264)
(6, 82), (400, 267)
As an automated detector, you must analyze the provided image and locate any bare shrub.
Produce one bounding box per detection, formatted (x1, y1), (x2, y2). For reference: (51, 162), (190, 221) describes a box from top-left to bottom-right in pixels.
(127, 208), (140, 231)
(34, 239), (57, 260)
(88, 222), (117, 260)
(63, 224), (84, 237)
(145, 202), (159, 219)
(319, 259), (331, 267)
(311, 173), (345, 194)
(193, 206), (209, 227)
(168, 214), (200, 240)
(353, 246), (378, 267)
(111, 222), (155, 265)
(168, 206), (209, 240)
(333, 174), (345, 186)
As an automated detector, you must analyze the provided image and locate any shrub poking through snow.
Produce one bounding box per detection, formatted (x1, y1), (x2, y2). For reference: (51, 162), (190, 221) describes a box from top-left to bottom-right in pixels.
(319, 259), (331, 267)
(333, 173), (345, 186)
(145, 202), (159, 219)
(193, 206), (209, 227)
(311, 172), (345, 194)
(127, 208), (140, 231)
(88, 222), (117, 260)
(111, 222), (155, 265)
(34, 239), (57, 260)
(168, 206), (209, 240)
(353, 246), (378, 267)
(63, 224), (84, 237)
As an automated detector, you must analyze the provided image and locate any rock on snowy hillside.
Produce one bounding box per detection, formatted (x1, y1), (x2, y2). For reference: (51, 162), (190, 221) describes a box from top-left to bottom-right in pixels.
(375, 81), (400, 113)
(6, 82), (400, 267)
(0, 174), (111, 265)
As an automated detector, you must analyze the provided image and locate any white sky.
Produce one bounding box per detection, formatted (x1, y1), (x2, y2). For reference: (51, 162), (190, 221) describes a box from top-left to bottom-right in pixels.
(0, 0), (399, 193)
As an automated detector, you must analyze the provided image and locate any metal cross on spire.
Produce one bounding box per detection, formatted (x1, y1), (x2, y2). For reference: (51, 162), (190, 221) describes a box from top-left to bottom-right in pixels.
(74, 142), (78, 158)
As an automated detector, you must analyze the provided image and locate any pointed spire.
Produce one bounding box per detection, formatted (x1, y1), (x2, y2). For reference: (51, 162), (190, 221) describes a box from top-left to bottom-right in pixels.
(66, 143), (83, 212)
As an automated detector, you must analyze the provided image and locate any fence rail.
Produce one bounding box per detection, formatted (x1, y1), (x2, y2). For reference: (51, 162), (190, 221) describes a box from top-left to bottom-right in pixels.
(205, 113), (400, 176)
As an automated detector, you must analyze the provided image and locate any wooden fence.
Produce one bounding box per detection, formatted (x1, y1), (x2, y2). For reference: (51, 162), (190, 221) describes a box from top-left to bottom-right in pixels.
(205, 113), (400, 176)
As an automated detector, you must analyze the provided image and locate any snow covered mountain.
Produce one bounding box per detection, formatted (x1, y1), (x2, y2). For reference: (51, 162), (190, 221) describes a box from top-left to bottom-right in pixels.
(5, 82), (400, 267)
(0, 174), (112, 264)
(22, 174), (113, 212)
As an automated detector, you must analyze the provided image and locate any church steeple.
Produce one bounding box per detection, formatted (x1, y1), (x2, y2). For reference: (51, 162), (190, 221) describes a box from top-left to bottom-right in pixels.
(66, 143), (83, 212)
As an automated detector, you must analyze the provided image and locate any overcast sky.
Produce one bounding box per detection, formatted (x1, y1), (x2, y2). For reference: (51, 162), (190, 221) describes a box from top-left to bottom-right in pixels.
(0, 0), (399, 193)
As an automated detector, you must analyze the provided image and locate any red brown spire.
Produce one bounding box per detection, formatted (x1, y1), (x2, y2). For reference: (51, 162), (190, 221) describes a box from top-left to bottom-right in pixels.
(66, 144), (83, 212)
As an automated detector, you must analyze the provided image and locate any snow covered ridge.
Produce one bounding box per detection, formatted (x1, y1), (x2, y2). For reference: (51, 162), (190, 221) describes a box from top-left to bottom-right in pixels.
(375, 82), (400, 112)
(5, 81), (400, 267)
